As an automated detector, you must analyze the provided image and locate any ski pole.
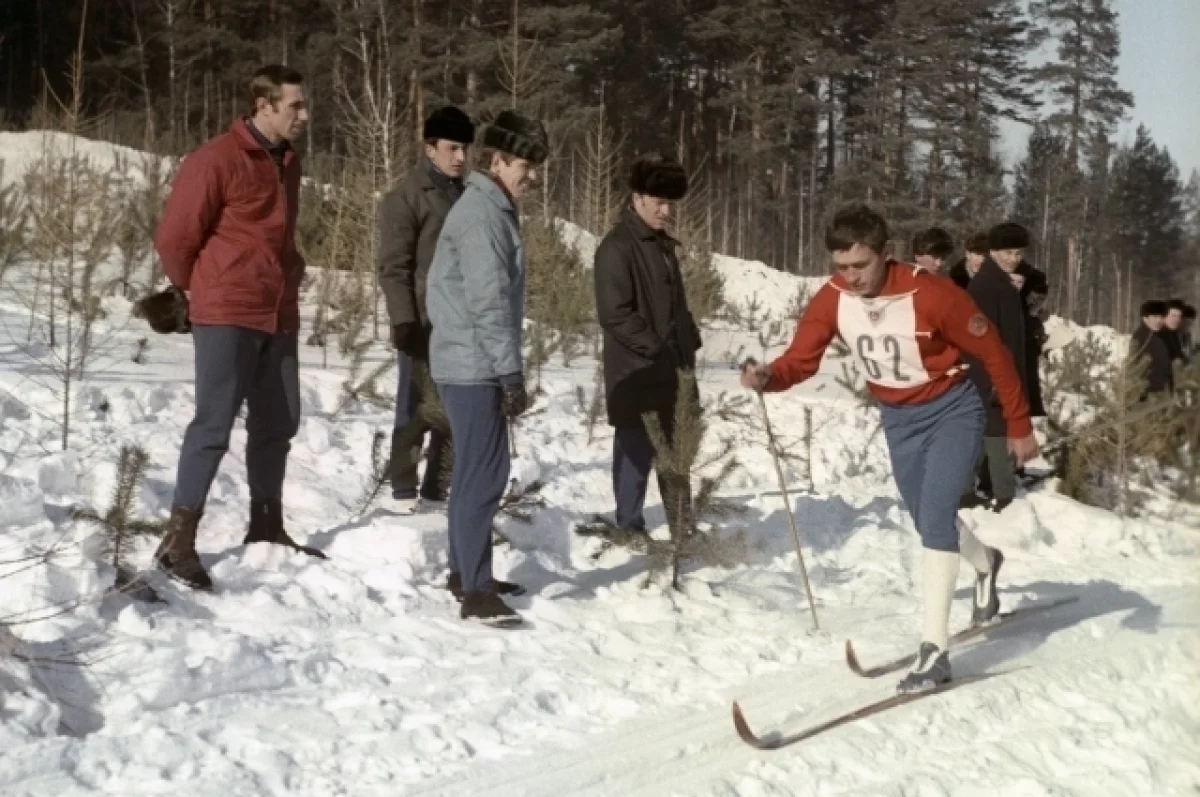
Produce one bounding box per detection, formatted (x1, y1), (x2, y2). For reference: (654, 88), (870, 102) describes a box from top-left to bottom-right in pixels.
(755, 389), (820, 631)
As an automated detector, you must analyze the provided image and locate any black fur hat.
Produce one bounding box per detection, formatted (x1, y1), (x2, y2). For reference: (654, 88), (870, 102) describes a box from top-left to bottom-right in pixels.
(630, 155), (688, 200)
(423, 106), (475, 144)
(987, 222), (1031, 251)
(134, 286), (191, 334)
(482, 110), (549, 164)
(1140, 299), (1167, 317)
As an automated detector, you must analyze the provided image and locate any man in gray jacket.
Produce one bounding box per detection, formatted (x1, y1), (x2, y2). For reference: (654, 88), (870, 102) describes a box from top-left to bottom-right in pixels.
(378, 107), (474, 513)
(426, 109), (548, 627)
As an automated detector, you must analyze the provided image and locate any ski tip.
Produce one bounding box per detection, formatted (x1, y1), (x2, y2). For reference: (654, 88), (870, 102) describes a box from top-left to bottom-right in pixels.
(844, 639), (865, 676)
(731, 701), (765, 748)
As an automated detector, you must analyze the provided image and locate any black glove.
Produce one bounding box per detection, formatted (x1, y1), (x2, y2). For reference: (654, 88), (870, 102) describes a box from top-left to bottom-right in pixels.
(134, 286), (191, 334)
(500, 381), (529, 419)
(391, 322), (422, 354)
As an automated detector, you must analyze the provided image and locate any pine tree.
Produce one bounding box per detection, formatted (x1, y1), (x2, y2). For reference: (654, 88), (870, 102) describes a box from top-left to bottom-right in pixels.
(1107, 125), (1185, 304)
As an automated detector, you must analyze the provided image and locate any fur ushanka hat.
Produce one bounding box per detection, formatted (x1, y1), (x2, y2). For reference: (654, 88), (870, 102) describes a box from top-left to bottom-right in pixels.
(423, 106), (475, 144)
(987, 222), (1031, 251)
(629, 155), (688, 200)
(482, 110), (549, 164)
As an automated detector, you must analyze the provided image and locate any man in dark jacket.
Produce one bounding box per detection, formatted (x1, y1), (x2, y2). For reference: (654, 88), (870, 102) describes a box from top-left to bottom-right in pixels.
(594, 155), (703, 534)
(378, 107), (474, 513)
(1014, 260), (1049, 418)
(961, 222), (1030, 512)
(1130, 300), (1173, 395)
(152, 65), (320, 590)
(949, 231), (988, 289)
(911, 227), (954, 275)
(1161, 299), (1190, 368)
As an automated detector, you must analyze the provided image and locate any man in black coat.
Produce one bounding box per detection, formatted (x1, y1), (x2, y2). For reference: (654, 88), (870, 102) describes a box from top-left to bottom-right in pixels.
(378, 107), (474, 512)
(948, 231), (988, 290)
(1161, 299), (1190, 368)
(1014, 260), (1049, 419)
(961, 222), (1030, 512)
(1130, 300), (1173, 395)
(594, 155), (703, 533)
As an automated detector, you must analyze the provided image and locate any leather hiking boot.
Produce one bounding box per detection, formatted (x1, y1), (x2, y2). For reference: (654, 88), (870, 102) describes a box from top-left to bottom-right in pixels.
(245, 500), (327, 559)
(446, 572), (526, 602)
(154, 506), (213, 591)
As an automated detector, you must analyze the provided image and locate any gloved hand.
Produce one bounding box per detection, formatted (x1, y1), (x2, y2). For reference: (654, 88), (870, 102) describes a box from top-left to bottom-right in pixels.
(500, 380), (529, 418)
(391, 322), (422, 354)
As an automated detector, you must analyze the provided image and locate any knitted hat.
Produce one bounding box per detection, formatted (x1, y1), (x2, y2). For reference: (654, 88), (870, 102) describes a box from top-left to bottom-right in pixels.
(630, 155), (688, 200)
(423, 106), (475, 145)
(987, 222), (1031, 251)
(482, 109), (549, 164)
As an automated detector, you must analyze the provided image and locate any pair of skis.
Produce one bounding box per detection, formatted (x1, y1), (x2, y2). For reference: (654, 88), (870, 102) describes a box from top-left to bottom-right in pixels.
(732, 595), (1078, 749)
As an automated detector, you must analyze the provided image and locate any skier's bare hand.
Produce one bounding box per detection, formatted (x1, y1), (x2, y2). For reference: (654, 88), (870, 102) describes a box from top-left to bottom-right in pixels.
(1008, 433), (1039, 465)
(740, 360), (771, 391)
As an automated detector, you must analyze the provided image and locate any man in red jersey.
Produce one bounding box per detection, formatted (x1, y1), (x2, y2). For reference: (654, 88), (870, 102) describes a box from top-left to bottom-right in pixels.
(741, 205), (1038, 694)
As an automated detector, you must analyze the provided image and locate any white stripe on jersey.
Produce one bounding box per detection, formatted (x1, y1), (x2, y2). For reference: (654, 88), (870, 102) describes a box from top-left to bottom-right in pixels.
(836, 290), (933, 389)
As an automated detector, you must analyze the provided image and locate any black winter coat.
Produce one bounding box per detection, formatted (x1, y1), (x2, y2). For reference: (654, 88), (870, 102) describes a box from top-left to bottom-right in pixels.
(1130, 324), (1174, 395)
(966, 258), (1029, 436)
(1016, 261), (1049, 418)
(594, 206), (702, 428)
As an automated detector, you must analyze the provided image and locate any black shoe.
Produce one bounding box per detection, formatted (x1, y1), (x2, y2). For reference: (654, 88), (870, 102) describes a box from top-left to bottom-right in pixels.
(971, 547), (1004, 626)
(896, 643), (951, 694)
(460, 591), (523, 628)
(959, 492), (990, 510)
(446, 573), (526, 602)
(245, 500), (327, 559)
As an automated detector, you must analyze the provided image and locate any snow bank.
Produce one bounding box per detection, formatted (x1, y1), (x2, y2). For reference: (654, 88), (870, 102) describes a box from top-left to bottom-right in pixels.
(0, 132), (1195, 797)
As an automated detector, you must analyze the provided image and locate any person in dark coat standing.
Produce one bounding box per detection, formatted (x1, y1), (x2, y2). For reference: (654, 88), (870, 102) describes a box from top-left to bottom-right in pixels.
(911, 227), (954, 275)
(961, 222), (1030, 512)
(949, 231), (988, 290)
(378, 107), (475, 513)
(1014, 260), (1049, 418)
(152, 65), (320, 590)
(594, 155), (703, 534)
(1161, 299), (1190, 368)
(1130, 300), (1173, 395)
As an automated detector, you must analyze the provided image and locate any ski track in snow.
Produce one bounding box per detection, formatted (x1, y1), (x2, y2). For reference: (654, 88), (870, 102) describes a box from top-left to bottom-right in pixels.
(1, 131), (1199, 797)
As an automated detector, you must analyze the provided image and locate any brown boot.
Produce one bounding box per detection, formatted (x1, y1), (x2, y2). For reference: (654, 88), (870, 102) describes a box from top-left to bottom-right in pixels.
(245, 500), (327, 559)
(154, 506), (213, 591)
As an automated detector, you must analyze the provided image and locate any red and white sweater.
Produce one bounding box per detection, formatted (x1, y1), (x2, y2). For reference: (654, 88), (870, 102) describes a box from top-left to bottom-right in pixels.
(766, 261), (1033, 439)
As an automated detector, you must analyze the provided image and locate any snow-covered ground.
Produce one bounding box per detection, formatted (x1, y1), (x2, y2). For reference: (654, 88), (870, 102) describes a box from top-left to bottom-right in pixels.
(1, 133), (1198, 796)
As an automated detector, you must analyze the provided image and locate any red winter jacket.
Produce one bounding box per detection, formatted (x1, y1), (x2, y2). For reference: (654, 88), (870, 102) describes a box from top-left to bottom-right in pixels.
(154, 119), (305, 334)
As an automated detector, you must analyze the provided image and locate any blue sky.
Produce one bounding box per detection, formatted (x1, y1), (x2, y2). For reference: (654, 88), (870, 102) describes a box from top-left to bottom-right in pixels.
(998, 0), (1200, 179)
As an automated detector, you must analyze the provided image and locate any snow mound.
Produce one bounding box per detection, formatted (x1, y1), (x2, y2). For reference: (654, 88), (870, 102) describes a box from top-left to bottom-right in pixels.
(714, 253), (827, 321)
(0, 130), (171, 188)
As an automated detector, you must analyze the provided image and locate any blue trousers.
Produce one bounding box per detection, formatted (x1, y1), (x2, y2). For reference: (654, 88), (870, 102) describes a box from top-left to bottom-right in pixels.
(391, 351), (451, 499)
(437, 383), (510, 593)
(174, 325), (301, 511)
(878, 379), (984, 552)
(612, 425), (660, 531)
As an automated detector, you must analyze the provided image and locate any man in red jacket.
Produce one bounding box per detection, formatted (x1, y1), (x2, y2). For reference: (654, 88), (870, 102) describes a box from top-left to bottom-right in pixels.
(152, 65), (321, 591)
(742, 205), (1038, 693)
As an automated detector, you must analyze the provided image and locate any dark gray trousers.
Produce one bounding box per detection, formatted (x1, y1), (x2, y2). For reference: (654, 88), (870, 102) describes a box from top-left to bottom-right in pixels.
(173, 325), (300, 511)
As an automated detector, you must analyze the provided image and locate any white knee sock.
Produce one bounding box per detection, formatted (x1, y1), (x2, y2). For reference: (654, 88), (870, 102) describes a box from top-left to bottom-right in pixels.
(922, 548), (960, 652)
(957, 518), (991, 575)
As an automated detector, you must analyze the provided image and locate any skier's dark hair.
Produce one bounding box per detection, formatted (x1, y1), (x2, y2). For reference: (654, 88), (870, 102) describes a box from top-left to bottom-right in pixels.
(1165, 298), (1186, 313)
(825, 205), (889, 254)
(911, 227), (954, 259)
